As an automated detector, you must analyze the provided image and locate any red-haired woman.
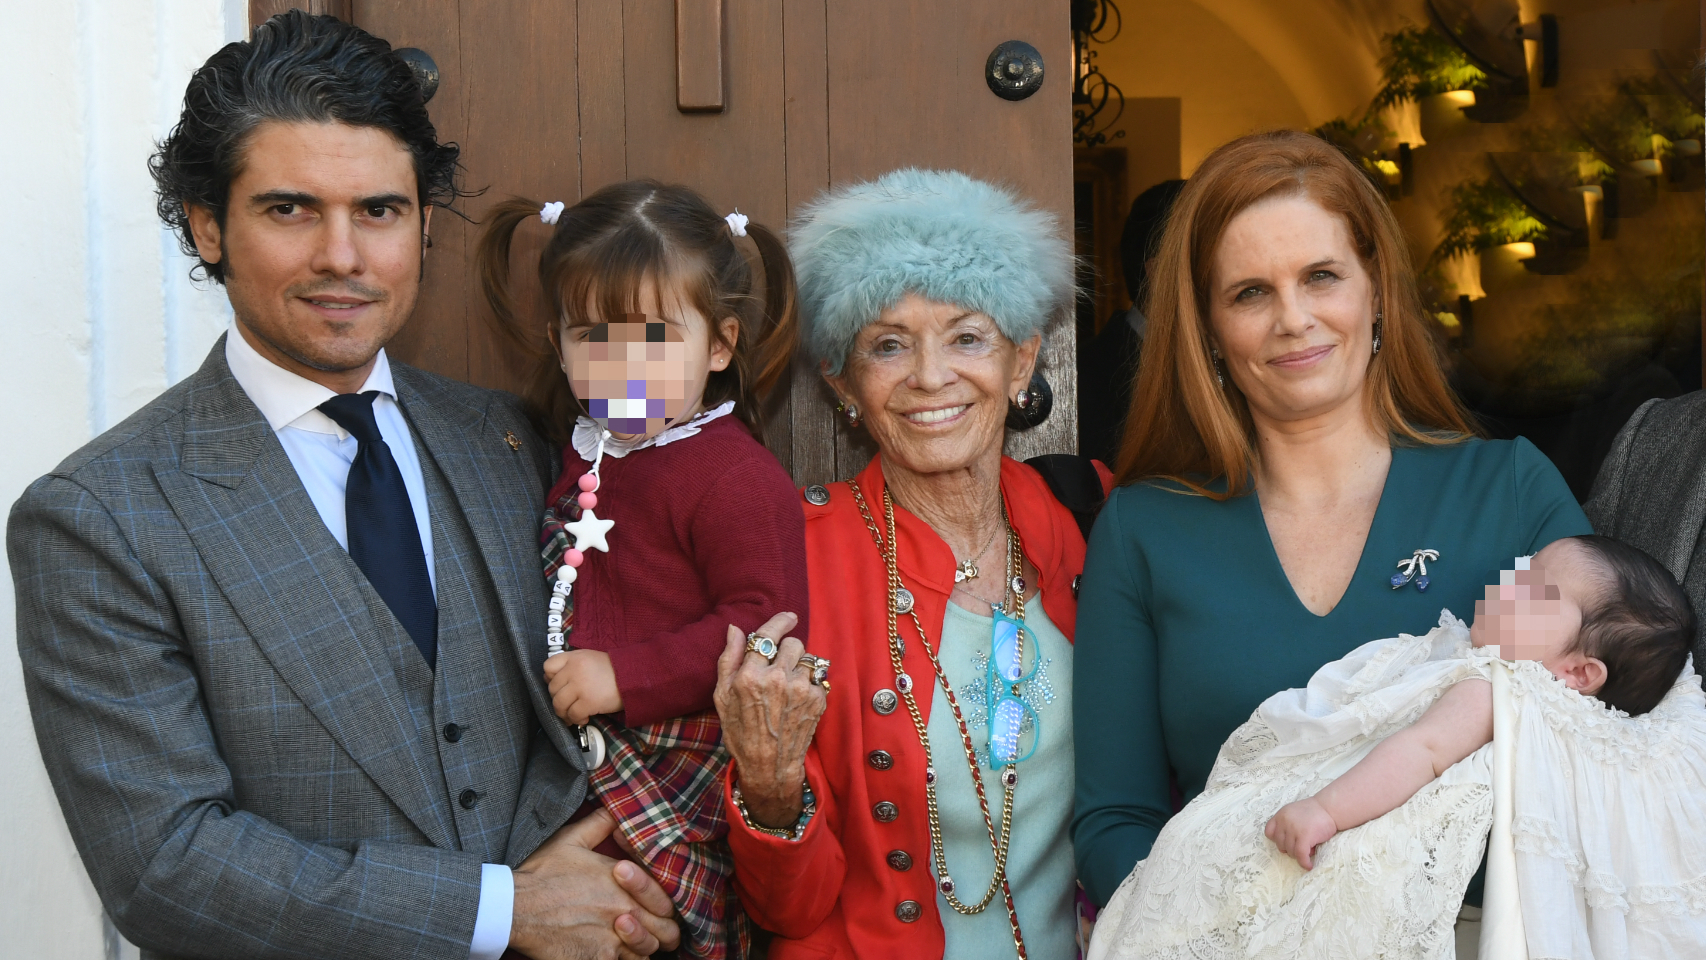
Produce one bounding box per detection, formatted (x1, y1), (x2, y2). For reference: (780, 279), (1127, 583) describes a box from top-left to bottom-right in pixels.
(1070, 131), (1590, 911)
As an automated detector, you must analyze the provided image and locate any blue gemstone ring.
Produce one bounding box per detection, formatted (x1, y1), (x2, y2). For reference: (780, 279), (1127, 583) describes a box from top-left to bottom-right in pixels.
(1391, 549), (1440, 592)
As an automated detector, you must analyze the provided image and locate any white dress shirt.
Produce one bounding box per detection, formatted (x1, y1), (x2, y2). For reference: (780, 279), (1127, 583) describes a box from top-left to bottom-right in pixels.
(224, 324), (513, 960)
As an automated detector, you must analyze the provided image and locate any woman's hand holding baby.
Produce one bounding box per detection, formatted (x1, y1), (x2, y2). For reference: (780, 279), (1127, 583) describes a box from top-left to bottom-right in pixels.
(1266, 798), (1339, 870)
(545, 649), (624, 724)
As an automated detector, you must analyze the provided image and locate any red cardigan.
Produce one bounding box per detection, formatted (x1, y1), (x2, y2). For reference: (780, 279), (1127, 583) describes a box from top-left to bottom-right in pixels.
(546, 415), (809, 726)
(726, 455), (1108, 959)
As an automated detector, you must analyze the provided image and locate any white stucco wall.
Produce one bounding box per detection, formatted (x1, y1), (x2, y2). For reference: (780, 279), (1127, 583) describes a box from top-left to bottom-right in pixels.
(0, 1), (244, 955)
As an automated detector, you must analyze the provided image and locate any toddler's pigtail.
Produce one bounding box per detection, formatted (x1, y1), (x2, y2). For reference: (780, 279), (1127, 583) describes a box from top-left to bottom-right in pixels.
(742, 221), (801, 403)
(475, 196), (582, 446)
(475, 196), (552, 354)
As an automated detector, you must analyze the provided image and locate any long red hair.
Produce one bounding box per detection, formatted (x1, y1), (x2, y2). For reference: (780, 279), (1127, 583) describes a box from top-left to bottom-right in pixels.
(1114, 130), (1476, 497)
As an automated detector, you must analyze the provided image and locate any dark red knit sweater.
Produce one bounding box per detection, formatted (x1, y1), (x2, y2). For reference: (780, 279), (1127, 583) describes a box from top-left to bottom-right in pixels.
(544, 415), (810, 726)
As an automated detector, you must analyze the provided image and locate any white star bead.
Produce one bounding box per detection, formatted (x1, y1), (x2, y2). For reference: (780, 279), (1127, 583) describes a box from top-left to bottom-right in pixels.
(563, 508), (615, 553)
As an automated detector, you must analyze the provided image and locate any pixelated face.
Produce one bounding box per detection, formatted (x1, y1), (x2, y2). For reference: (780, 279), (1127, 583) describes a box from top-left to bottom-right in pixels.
(564, 314), (692, 436)
(1470, 540), (1588, 665)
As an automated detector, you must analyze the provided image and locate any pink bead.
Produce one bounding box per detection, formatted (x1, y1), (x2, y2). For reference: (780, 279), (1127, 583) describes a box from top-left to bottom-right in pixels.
(577, 492), (598, 510)
(565, 548), (584, 567)
(577, 473), (599, 493)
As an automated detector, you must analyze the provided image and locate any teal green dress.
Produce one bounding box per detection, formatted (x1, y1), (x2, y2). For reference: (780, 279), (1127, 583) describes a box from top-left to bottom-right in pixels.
(1071, 437), (1591, 907)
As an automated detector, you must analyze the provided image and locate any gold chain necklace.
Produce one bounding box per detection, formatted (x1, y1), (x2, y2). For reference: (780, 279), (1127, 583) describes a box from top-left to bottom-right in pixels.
(848, 479), (1029, 960)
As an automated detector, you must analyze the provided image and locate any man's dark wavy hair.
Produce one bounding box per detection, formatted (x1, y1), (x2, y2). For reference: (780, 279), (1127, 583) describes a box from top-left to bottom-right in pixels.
(150, 11), (468, 283)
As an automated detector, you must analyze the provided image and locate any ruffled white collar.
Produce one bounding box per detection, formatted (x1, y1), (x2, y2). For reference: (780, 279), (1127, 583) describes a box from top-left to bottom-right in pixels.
(571, 400), (736, 461)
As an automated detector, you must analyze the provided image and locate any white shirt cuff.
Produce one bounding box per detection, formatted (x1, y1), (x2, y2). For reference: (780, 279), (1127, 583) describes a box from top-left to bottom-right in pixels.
(469, 863), (515, 960)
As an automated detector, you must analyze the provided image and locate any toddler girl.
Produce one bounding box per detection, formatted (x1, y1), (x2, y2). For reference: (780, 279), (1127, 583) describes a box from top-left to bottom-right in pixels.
(1089, 535), (1705, 960)
(478, 182), (811, 960)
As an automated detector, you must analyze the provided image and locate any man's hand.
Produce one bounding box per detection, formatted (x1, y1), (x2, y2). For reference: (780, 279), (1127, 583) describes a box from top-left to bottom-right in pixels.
(509, 809), (680, 960)
(544, 649), (623, 725)
(1264, 797), (1339, 870)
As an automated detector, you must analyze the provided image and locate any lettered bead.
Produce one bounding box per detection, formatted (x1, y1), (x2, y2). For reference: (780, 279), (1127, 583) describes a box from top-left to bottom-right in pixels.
(548, 595), (566, 612)
(577, 473), (599, 492)
(577, 492), (598, 510)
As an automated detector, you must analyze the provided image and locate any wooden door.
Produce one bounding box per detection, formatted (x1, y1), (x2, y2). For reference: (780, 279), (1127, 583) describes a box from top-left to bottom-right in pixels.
(256, 1), (1074, 483)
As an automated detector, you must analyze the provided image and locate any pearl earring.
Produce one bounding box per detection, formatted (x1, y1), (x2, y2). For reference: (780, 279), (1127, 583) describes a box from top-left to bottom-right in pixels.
(837, 401), (860, 427)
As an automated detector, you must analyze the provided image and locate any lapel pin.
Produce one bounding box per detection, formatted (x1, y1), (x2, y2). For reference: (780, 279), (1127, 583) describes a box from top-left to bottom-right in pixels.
(504, 431), (521, 451)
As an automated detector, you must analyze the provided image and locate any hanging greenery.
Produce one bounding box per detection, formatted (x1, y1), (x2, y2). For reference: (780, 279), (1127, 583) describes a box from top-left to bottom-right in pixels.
(1431, 177), (1547, 263)
(1373, 27), (1488, 110)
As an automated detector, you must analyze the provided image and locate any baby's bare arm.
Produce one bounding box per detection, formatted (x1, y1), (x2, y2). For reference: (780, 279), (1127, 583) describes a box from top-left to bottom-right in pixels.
(1267, 678), (1492, 868)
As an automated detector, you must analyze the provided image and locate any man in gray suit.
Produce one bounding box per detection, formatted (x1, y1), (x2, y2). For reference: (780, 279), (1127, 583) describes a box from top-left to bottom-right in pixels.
(10, 13), (678, 960)
(1585, 390), (1706, 666)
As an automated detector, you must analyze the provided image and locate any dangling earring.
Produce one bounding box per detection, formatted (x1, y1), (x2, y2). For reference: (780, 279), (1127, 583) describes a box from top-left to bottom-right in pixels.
(837, 400), (860, 427)
(1372, 312), (1384, 356)
(1211, 348), (1226, 388)
(1015, 389), (1031, 409)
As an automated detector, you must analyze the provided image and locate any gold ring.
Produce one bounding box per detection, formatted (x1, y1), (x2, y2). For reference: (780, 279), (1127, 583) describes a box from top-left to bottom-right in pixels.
(798, 653), (831, 692)
(745, 631), (779, 663)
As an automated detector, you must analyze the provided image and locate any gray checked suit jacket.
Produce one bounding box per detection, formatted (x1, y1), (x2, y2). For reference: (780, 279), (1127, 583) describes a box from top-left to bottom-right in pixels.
(1585, 390), (1706, 665)
(11, 338), (591, 960)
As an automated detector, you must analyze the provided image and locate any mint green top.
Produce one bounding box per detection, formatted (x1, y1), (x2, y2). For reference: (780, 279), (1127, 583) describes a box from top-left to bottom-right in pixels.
(930, 597), (1077, 960)
(1071, 438), (1591, 907)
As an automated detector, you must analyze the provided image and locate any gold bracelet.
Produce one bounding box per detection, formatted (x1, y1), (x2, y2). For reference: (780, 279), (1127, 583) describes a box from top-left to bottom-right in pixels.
(732, 781), (816, 841)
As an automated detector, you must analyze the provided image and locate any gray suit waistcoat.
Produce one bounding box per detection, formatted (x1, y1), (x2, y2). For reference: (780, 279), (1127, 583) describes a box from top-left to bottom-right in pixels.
(11, 339), (587, 960)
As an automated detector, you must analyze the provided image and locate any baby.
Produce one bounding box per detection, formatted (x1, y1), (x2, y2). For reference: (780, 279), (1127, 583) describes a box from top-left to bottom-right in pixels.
(1087, 535), (1703, 960)
(1265, 534), (1696, 870)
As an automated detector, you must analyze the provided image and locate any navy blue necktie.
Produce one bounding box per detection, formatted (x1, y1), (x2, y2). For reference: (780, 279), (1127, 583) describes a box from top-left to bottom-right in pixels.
(319, 391), (437, 669)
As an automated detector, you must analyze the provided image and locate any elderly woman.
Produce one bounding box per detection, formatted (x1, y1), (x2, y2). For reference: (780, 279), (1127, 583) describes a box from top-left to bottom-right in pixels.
(712, 169), (1100, 960)
(1071, 130), (1592, 921)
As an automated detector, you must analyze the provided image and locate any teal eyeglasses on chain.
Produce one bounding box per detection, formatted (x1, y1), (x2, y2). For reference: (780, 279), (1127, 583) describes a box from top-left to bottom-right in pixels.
(985, 606), (1042, 768)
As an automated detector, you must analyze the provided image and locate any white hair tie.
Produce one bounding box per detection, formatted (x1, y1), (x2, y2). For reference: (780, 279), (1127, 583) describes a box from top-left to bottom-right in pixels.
(540, 201), (565, 225)
(724, 209), (749, 237)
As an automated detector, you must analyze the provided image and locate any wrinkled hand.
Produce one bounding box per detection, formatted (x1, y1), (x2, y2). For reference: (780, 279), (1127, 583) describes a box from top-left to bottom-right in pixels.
(713, 612), (826, 828)
(510, 808), (681, 960)
(1265, 797), (1339, 870)
(545, 649), (623, 725)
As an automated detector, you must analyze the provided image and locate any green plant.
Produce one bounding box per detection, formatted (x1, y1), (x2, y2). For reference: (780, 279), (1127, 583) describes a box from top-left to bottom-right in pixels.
(1373, 26), (1488, 110)
(1431, 177), (1547, 263)
(1311, 116), (1396, 185)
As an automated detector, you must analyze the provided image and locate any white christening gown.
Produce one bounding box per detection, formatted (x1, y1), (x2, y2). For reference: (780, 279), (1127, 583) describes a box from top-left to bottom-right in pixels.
(1087, 613), (1706, 960)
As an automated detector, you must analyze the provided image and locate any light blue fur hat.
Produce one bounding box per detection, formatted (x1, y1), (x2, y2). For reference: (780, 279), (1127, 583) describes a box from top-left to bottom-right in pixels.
(789, 168), (1074, 374)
